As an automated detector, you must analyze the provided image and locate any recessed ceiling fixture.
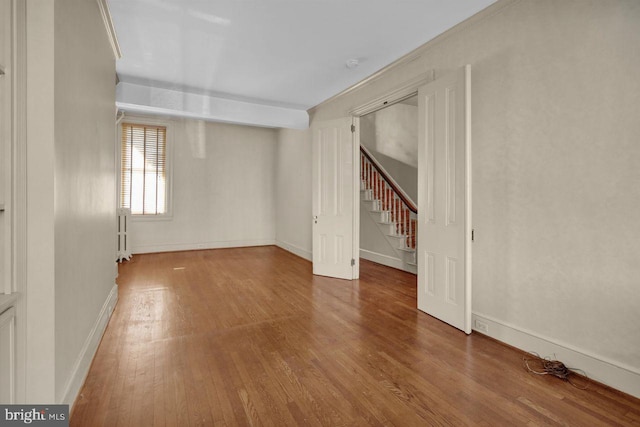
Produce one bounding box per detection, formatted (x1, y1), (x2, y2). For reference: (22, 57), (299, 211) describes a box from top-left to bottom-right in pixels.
(345, 58), (359, 69)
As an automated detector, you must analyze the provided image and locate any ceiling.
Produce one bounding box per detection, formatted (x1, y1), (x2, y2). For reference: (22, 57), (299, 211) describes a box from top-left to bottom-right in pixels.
(108, 0), (496, 128)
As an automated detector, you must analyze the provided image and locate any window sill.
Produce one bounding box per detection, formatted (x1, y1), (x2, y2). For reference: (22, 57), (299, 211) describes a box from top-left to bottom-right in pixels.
(130, 214), (173, 222)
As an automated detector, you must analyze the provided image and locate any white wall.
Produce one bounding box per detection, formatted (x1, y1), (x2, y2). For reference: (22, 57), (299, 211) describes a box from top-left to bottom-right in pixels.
(275, 128), (312, 260)
(20, 0), (118, 404)
(0, 0), (9, 297)
(53, 0), (117, 403)
(360, 107), (418, 202)
(24, 0), (56, 402)
(130, 118), (277, 253)
(362, 103), (418, 168)
(310, 0), (640, 396)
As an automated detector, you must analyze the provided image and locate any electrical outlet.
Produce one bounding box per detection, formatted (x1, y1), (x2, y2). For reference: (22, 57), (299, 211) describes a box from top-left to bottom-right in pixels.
(474, 319), (489, 334)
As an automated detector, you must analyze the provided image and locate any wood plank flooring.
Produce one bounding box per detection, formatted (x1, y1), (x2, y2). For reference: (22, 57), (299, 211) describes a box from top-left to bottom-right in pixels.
(71, 246), (640, 426)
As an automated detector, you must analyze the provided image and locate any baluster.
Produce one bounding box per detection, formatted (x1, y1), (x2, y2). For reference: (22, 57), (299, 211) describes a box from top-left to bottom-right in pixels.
(393, 193), (397, 228)
(372, 171), (376, 202)
(383, 180), (387, 220)
(409, 215), (413, 248)
(376, 172), (382, 210)
(365, 160), (369, 192)
(386, 183), (390, 221)
(376, 173), (380, 209)
(386, 183), (390, 222)
(371, 173), (378, 203)
(365, 159), (368, 189)
(404, 206), (408, 241)
(393, 195), (397, 234)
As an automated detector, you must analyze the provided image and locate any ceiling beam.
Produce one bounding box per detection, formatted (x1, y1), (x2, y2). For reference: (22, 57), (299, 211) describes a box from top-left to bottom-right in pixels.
(116, 82), (309, 129)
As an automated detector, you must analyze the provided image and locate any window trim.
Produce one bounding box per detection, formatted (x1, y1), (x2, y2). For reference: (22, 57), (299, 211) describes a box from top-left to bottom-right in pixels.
(117, 115), (174, 221)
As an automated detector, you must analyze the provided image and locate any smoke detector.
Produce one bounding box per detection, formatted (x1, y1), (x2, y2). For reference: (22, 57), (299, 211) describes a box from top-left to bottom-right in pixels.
(345, 58), (359, 69)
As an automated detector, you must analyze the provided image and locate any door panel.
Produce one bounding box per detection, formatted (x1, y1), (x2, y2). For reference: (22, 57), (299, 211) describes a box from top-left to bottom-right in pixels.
(417, 66), (472, 333)
(312, 117), (355, 279)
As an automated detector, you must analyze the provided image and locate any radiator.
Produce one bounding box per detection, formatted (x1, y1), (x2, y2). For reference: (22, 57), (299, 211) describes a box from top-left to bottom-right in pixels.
(116, 208), (132, 262)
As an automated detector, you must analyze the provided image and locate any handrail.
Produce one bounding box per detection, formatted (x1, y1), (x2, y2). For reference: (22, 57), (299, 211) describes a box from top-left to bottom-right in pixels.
(360, 146), (417, 213)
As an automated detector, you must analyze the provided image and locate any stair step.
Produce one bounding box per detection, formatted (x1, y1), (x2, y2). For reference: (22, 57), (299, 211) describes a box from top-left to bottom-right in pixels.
(406, 261), (417, 266)
(398, 247), (416, 253)
(385, 234), (405, 238)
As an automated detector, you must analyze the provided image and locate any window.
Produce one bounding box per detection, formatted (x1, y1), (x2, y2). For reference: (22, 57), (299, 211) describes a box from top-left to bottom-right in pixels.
(120, 122), (168, 216)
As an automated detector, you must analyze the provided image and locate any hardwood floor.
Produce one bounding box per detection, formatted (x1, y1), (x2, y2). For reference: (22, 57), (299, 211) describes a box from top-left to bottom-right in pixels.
(71, 246), (640, 426)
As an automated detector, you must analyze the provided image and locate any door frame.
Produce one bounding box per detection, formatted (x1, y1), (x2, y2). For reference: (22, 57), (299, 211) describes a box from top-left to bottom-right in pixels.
(349, 70), (472, 331)
(349, 72), (435, 280)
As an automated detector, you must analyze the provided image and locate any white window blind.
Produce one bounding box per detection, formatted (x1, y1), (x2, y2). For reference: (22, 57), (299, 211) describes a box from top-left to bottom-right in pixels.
(120, 123), (167, 215)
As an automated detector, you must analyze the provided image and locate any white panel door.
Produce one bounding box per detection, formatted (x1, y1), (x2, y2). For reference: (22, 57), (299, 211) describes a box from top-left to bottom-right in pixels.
(417, 66), (472, 333)
(312, 117), (355, 280)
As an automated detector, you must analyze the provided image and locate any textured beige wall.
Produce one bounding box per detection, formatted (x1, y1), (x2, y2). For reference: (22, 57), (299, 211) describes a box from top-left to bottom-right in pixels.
(311, 0), (640, 374)
(131, 118), (277, 253)
(53, 0), (117, 402)
(275, 128), (313, 259)
(362, 103), (418, 168)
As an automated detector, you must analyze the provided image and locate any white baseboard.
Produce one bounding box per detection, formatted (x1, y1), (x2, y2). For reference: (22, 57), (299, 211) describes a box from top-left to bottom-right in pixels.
(472, 312), (640, 398)
(62, 284), (118, 408)
(276, 240), (312, 261)
(132, 239), (276, 254)
(360, 249), (416, 274)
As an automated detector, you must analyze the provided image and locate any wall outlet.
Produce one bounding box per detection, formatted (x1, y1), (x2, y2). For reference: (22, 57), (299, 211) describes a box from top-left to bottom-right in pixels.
(474, 319), (489, 334)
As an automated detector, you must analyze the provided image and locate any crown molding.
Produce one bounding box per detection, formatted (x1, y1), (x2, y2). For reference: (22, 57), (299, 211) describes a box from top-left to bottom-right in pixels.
(96, 0), (121, 59)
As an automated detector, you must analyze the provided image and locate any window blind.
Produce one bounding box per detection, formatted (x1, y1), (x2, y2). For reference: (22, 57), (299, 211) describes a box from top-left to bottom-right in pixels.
(120, 123), (167, 215)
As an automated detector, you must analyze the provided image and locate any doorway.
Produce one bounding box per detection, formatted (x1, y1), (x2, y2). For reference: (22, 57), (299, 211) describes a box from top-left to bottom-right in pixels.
(358, 95), (419, 274)
(349, 66), (473, 334)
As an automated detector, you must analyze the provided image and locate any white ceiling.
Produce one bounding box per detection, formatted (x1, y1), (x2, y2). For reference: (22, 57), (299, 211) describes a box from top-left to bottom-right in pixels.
(108, 0), (496, 128)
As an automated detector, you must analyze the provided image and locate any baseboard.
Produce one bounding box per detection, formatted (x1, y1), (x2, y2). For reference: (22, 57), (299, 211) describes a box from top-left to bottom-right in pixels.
(276, 240), (312, 261)
(132, 239), (276, 254)
(360, 249), (416, 274)
(62, 284), (118, 408)
(472, 312), (640, 398)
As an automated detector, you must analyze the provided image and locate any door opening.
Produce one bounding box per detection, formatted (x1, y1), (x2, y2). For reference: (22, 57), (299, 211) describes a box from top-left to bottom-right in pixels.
(358, 95), (419, 275)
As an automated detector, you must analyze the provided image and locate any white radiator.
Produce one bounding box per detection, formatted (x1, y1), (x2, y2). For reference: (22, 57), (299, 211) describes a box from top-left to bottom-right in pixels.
(116, 208), (132, 262)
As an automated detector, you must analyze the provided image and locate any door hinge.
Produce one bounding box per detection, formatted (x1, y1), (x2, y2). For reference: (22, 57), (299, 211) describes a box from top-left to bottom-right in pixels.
(471, 229), (475, 242)
(351, 258), (355, 266)
(350, 124), (355, 133)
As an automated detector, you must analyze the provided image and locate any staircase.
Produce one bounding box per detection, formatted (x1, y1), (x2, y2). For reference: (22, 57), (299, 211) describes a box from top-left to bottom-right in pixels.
(360, 146), (417, 273)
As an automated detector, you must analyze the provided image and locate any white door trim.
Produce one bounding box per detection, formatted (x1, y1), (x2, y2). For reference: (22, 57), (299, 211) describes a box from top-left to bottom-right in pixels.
(350, 71), (437, 280)
(351, 116), (360, 279)
(463, 65), (473, 334)
(350, 71), (435, 117)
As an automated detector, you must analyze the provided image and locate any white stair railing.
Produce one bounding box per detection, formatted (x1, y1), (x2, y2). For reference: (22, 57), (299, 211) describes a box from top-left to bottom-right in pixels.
(360, 147), (417, 250)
